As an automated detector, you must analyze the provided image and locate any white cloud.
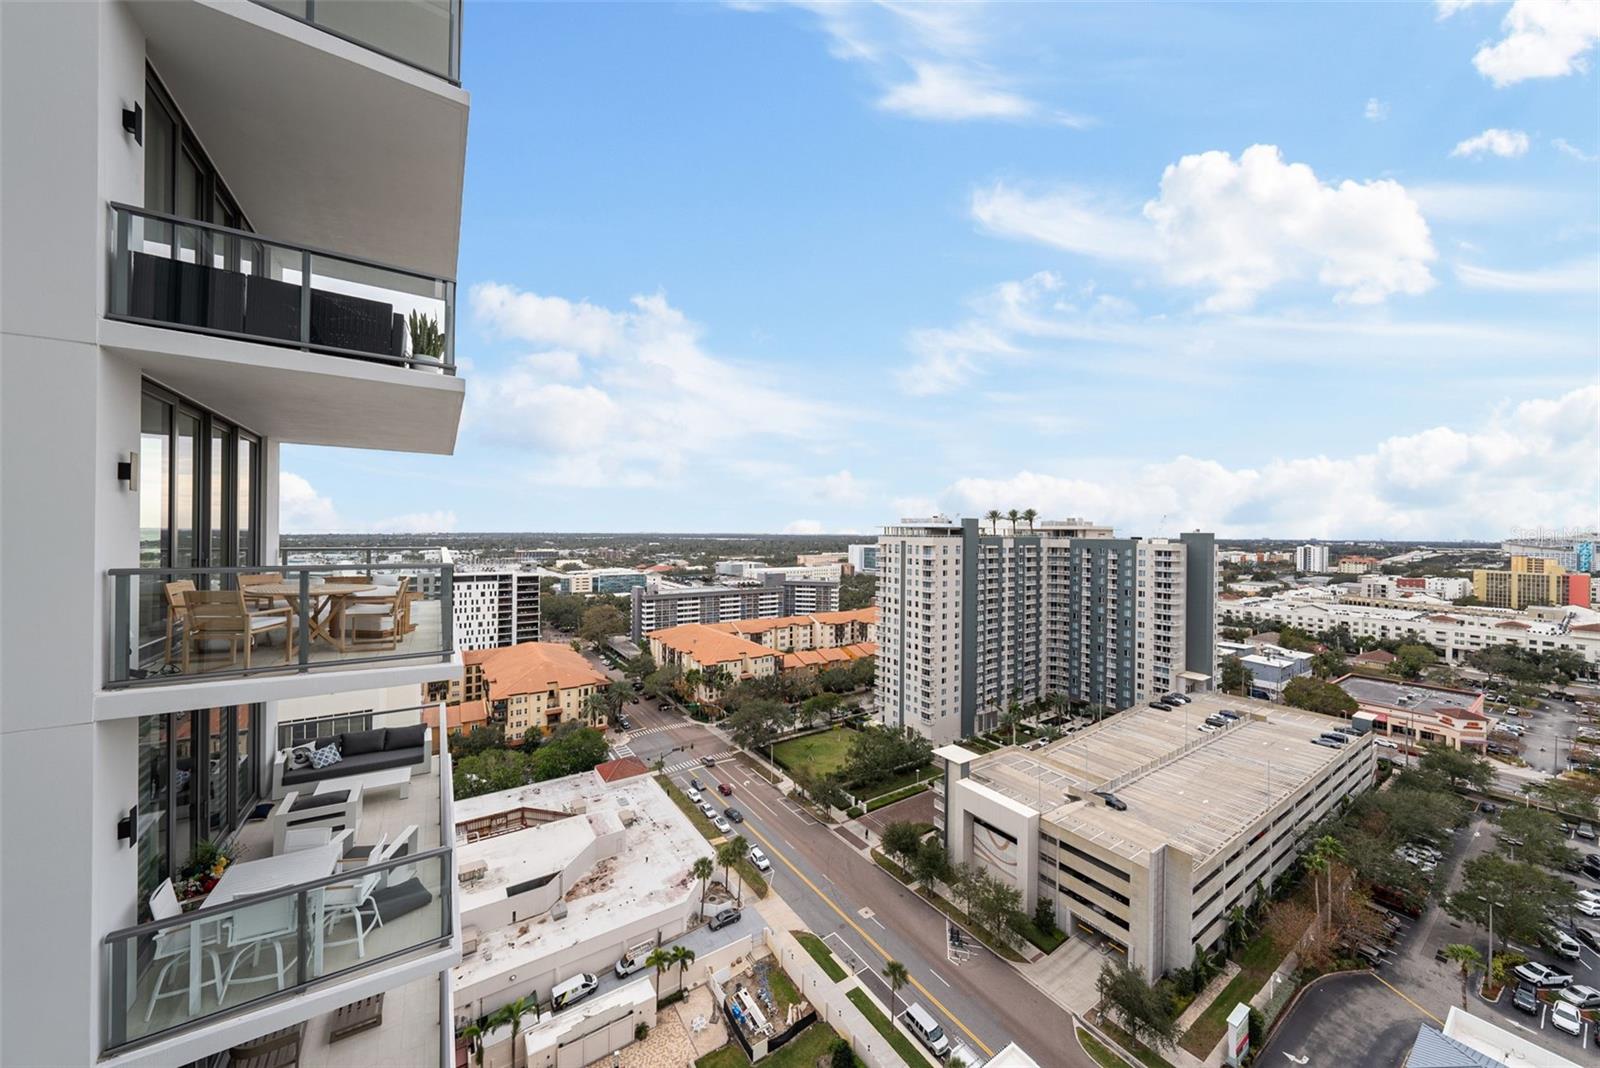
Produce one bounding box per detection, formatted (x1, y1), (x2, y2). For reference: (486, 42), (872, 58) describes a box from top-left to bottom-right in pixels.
(1472, 0), (1600, 87)
(940, 385), (1600, 538)
(782, 519), (825, 535)
(1553, 137), (1600, 162)
(1364, 97), (1390, 121)
(795, 469), (870, 505)
(1455, 257), (1599, 291)
(974, 146), (1436, 312)
(279, 472), (343, 532)
(878, 61), (1037, 121)
(1451, 127), (1531, 158)
(372, 510), (459, 534)
(1435, 0), (1496, 17)
(468, 283), (833, 487)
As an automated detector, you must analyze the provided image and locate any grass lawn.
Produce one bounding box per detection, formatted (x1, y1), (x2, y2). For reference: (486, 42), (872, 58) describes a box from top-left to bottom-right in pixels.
(695, 1021), (863, 1068)
(1019, 916), (1068, 955)
(655, 775), (769, 899)
(858, 772), (934, 807)
(846, 988), (935, 1068)
(1179, 932), (1284, 1057)
(773, 726), (856, 778)
(1076, 1028), (1127, 1068)
(795, 930), (847, 981)
(1098, 1020), (1177, 1068)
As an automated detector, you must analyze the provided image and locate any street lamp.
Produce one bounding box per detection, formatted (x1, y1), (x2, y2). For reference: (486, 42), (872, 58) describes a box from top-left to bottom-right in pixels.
(1478, 895), (1504, 992)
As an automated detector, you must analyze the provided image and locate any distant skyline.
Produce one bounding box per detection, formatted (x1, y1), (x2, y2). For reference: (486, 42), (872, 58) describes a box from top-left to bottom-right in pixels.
(282, 1), (1599, 539)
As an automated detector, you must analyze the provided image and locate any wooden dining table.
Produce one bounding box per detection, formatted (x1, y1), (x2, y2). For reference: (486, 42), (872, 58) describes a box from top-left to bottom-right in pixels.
(248, 582), (376, 653)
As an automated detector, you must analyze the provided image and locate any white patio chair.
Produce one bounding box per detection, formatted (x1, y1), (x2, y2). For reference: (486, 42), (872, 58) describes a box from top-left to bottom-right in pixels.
(219, 896), (298, 1000)
(321, 870), (384, 959)
(142, 879), (225, 1022)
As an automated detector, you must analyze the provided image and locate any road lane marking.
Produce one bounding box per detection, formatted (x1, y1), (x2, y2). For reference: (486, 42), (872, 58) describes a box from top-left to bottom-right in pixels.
(1370, 971), (1444, 1026)
(740, 818), (994, 1057)
(931, 970), (951, 987)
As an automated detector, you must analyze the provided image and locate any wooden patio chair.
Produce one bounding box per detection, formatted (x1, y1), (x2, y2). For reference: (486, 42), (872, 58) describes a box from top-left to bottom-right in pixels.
(163, 579), (196, 664)
(181, 589), (293, 673)
(340, 577), (410, 651)
(237, 571), (286, 610)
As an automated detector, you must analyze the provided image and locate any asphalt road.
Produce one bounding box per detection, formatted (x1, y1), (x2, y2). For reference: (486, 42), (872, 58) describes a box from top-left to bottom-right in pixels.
(593, 663), (1090, 1067)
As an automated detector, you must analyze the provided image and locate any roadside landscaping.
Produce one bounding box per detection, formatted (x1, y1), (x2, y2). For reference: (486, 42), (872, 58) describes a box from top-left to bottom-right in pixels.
(1179, 932), (1283, 1056)
(656, 775), (770, 899)
(870, 850), (1026, 963)
(845, 988), (935, 1068)
(794, 930), (848, 981)
(696, 1021), (863, 1068)
(1076, 1027), (1130, 1068)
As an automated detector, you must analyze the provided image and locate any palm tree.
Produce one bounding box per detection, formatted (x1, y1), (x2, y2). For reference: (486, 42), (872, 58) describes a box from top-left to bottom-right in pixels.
(1224, 905), (1251, 953)
(717, 836), (748, 903)
(645, 946), (673, 1001)
(1006, 508), (1020, 535)
(490, 996), (538, 1068)
(1021, 508), (1037, 533)
(984, 509), (1001, 534)
(692, 856), (715, 911)
(883, 959), (910, 1019)
(459, 1024), (485, 1068)
(670, 944), (697, 995)
(1311, 835), (1345, 922)
(1443, 944), (1484, 1007)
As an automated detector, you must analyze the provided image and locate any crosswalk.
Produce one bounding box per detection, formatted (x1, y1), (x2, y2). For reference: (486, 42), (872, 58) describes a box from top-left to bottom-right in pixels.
(662, 752), (736, 775)
(609, 743), (637, 760)
(623, 723), (694, 740)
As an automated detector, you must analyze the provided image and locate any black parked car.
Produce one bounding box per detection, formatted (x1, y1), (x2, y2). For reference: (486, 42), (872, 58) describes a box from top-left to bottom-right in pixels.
(709, 907), (742, 931)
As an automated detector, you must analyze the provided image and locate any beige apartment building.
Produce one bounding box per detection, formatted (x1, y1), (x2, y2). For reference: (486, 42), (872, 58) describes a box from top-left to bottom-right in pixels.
(647, 624), (780, 700)
(707, 607), (877, 653)
(1474, 556), (1593, 610)
(427, 642), (610, 741)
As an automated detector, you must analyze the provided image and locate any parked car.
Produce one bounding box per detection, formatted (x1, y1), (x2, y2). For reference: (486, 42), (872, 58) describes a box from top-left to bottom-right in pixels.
(699, 802), (718, 819)
(1574, 926), (1600, 951)
(1579, 823), (1596, 841)
(1574, 898), (1600, 918)
(1561, 984), (1600, 1010)
(723, 807), (744, 823)
(1205, 715), (1229, 727)
(1479, 801), (1499, 815)
(1092, 790), (1128, 811)
(718, 782), (734, 796)
(552, 972), (600, 1010)
(1216, 709), (1241, 721)
(1512, 982), (1540, 1014)
(748, 846), (772, 872)
(1374, 738), (1399, 750)
(686, 788), (703, 804)
(690, 777), (705, 791)
(1553, 1001), (1583, 1036)
(900, 1004), (952, 1057)
(712, 816), (732, 834)
(1148, 700), (1173, 710)
(1164, 694), (1191, 705)
(1514, 961), (1573, 989)
(708, 907), (742, 931)
(1543, 929), (1583, 961)
(1197, 723), (1220, 734)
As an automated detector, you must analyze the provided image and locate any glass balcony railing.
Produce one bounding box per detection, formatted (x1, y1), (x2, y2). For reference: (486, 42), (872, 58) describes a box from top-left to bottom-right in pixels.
(108, 204), (455, 374)
(107, 564), (455, 688)
(255, 0), (461, 83)
(103, 745), (455, 1053)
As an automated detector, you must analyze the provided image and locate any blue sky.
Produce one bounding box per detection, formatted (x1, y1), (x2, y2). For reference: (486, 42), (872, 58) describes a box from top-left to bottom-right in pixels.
(281, 0), (1599, 539)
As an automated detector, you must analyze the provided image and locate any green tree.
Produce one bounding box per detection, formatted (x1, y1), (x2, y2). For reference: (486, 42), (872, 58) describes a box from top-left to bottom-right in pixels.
(530, 727), (609, 781)
(1443, 944), (1484, 1008)
(1000, 698), (1028, 746)
(881, 821), (923, 871)
(1391, 644), (1440, 680)
(882, 960), (909, 1019)
(577, 603), (627, 649)
(453, 749), (532, 800)
(1220, 655), (1251, 697)
(1417, 744), (1493, 792)
(1530, 779), (1600, 822)
(1282, 676), (1358, 716)
(912, 839), (950, 890)
(1446, 853), (1576, 948)
(831, 1038), (856, 1068)
(717, 836), (748, 903)
(1312, 648), (1348, 680)
(1095, 960), (1178, 1050)
(1006, 508), (1020, 534)
(671, 944), (696, 990)
(838, 572), (878, 611)
(1021, 508), (1038, 533)
(984, 509), (1001, 535)
(645, 946), (673, 1000)
(1498, 806), (1579, 869)
(623, 649), (657, 680)
(799, 692), (842, 728)
(726, 698), (790, 751)
(692, 856), (715, 910)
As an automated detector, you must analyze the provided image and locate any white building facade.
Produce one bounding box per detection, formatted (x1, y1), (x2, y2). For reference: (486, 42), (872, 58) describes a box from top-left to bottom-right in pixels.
(452, 569), (541, 651)
(1, 3), (469, 1064)
(1295, 544), (1331, 573)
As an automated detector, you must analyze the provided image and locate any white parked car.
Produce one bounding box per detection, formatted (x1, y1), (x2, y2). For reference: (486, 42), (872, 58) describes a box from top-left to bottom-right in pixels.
(1374, 739), (1398, 750)
(1552, 1000), (1583, 1036)
(1515, 961), (1574, 988)
(1560, 983), (1600, 1009)
(686, 788), (703, 804)
(748, 846), (772, 872)
(712, 816), (732, 834)
(1575, 899), (1600, 918)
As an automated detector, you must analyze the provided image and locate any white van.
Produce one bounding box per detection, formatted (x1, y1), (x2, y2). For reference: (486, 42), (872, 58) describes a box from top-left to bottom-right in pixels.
(551, 972), (599, 1010)
(900, 1003), (950, 1057)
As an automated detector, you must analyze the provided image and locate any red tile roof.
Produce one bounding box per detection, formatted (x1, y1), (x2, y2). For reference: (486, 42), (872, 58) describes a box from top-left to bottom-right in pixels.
(594, 756), (650, 783)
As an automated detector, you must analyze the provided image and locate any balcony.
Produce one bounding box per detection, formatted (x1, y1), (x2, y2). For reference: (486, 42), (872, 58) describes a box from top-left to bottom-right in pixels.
(102, 731), (456, 1058)
(105, 564), (455, 696)
(256, 0), (461, 83)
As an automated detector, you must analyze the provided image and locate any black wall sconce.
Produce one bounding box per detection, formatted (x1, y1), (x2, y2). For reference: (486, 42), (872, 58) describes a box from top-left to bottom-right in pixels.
(117, 452), (138, 490)
(122, 100), (143, 146)
(117, 804), (139, 847)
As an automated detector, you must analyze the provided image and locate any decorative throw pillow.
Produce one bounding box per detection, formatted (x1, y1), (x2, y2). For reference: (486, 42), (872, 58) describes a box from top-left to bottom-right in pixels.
(310, 744), (343, 771)
(287, 744), (317, 769)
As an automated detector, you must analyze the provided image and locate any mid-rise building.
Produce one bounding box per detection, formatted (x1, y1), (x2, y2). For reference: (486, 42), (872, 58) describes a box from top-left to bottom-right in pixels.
(452, 568), (541, 651)
(628, 576), (840, 640)
(1295, 544), (1331, 573)
(1502, 533), (1598, 574)
(934, 695), (1375, 979)
(646, 624), (780, 700)
(1473, 556), (1594, 610)
(1356, 573), (1472, 602)
(797, 551), (847, 567)
(715, 559), (844, 583)
(1, 3), (470, 1065)
(847, 543), (880, 574)
(1216, 640), (1314, 700)
(427, 642), (610, 742)
(1334, 555), (1379, 574)
(703, 607), (877, 652)
(876, 516), (1215, 743)
(559, 567), (649, 595)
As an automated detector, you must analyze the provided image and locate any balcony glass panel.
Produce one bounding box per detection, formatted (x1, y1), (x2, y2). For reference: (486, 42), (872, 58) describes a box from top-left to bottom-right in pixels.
(109, 204), (455, 374)
(256, 0), (460, 82)
(107, 564), (454, 688)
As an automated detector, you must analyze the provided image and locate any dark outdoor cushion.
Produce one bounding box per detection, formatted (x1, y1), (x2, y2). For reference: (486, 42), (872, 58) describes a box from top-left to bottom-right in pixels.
(280, 744), (420, 786)
(340, 730), (387, 757)
(289, 790), (349, 811)
(384, 724), (427, 751)
(370, 877), (434, 924)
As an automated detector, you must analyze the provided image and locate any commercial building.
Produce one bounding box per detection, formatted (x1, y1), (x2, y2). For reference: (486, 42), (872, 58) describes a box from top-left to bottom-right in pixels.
(1221, 592), (1600, 672)
(1295, 544), (1331, 573)
(1216, 640), (1314, 700)
(427, 643), (610, 742)
(1406, 1007), (1580, 1068)
(1474, 556), (1594, 610)
(797, 551), (847, 567)
(1335, 675), (1494, 751)
(934, 694), (1375, 979)
(715, 559), (844, 583)
(0, 2), (470, 1065)
(628, 575), (841, 641)
(876, 516), (1216, 744)
(646, 624), (780, 700)
(848, 543), (880, 574)
(1356, 573), (1472, 602)
(559, 567), (649, 595)
(1502, 533), (1598, 574)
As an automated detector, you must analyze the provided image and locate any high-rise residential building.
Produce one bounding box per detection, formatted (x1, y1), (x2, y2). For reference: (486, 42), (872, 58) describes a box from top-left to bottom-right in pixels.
(1, 3), (469, 1065)
(847, 542), (880, 574)
(452, 569), (542, 651)
(1295, 543), (1331, 573)
(628, 575), (840, 640)
(875, 516), (1215, 743)
(1474, 556), (1594, 610)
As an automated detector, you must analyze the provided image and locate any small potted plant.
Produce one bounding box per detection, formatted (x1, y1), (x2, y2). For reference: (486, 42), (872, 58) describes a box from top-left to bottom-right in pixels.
(407, 310), (446, 364)
(175, 838), (240, 907)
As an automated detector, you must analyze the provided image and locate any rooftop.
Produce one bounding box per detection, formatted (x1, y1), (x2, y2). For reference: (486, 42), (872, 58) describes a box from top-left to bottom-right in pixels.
(781, 643), (877, 669)
(648, 623), (778, 665)
(966, 693), (1366, 864)
(709, 607), (877, 636)
(1336, 674), (1487, 720)
(464, 641), (609, 699)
